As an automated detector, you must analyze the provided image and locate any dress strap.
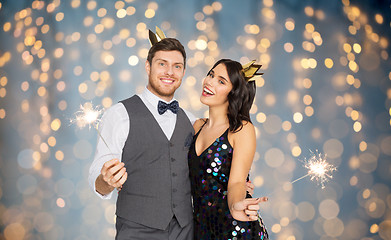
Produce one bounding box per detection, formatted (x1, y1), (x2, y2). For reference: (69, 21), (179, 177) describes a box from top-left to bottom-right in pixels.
(195, 118), (208, 135)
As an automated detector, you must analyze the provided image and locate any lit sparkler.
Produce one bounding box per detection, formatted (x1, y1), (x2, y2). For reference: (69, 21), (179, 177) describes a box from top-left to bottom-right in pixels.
(268, 150), (337, 197)
(291, 150), (337, 189)
(71, 103), (113, 155)
(71, 103), (103, 129)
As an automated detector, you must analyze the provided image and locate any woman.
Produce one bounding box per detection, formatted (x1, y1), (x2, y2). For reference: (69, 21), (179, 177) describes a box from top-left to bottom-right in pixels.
(188, 59), (269, 239)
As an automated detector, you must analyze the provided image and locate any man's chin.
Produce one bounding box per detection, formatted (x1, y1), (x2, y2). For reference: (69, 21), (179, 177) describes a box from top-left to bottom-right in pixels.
(156, 89), (176, 98)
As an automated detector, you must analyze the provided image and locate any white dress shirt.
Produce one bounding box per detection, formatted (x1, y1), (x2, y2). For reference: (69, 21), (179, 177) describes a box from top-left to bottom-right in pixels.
(88, 87), (196, 199)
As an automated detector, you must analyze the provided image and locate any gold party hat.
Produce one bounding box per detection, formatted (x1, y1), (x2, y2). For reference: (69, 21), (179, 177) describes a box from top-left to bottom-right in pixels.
(242, 60), (263, 82)
(149, 26), (166, 46)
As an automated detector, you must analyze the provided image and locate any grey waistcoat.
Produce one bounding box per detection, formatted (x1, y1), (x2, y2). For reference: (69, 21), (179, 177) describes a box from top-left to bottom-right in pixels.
(116, 95), (194, 230)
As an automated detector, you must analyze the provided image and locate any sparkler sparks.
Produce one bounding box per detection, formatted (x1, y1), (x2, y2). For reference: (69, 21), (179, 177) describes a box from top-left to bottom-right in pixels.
(292, 150), (337, 189)
(268, 150), (337, 197)
(71, 103), (103, 129)
(71, 103), (114, 156)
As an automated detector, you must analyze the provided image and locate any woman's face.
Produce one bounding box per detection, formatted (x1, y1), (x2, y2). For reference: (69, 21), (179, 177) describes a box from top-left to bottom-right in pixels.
(200, 63), (233, 107)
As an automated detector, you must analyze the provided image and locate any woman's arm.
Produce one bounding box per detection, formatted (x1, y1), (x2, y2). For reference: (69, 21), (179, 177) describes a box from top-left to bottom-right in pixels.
(227, 122), (265, 221)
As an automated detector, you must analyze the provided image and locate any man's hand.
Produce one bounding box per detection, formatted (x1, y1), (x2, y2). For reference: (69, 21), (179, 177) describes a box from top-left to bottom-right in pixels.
(230, 197), (268, 221)
(246, 180), (255, 196)
(96, 158), (127, 195)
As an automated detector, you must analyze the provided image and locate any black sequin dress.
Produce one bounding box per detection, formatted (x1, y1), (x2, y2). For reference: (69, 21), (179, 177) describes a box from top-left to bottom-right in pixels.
(188, 125), (268, 240)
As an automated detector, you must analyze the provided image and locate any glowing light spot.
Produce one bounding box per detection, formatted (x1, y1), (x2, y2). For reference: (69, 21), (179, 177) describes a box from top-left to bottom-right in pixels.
(128, 55), (139, 66)
(370, 224), (379, 233)
(48, 136), (56, 147)
(56, 198), (66, 208)
(195, 39), (207, 50)
(256, 112), (266, 123)
(343, 43), (352, 53)
(56, 12), (64, 21)
(212, 2), (222, 11)
(55, 150), (64, 161)
(375, 14), (384, 24)
(285, 18), (295, 31)
(0, 108), (5, 119)
(284, 42), (294, 53)
(350, 110), (359, 120)
(353, 43), (361, 53)
(271, 223), (282, 233)
(293, 112), (303, 123)
(353, 121), (362, 132)
(304, 6), (314, 17)
(51, 119), (61, 131)
(325, 58), (334, 68)
(282, 121), (292, 131)
(79, 83), (88, 93)
(145, 9), (155, 18)
(292, 146), (302, 157)
(37, 86), (46, 97)
(3, 22), (11, 32)
(97, 8), (107, 17)
(253, 176), (264, 187)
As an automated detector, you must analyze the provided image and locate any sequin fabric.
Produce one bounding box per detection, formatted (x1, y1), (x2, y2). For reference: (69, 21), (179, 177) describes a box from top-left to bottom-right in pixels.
(188, 127), (269, 240)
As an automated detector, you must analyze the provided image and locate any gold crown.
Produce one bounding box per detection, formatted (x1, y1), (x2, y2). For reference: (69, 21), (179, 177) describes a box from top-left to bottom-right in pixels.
(149, 26), (166, 46)
(242, 60), (263, 82)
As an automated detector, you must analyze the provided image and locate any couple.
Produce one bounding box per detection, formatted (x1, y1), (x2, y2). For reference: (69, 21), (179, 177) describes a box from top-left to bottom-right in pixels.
(89, 28), (268, 240)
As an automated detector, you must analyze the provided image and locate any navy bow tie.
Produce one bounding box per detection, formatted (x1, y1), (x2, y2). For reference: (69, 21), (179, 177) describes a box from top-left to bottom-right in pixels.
(158, 100), (179, 115)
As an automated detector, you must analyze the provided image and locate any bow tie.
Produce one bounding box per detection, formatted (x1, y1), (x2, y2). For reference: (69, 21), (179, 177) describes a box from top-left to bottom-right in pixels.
(158, 100), (179, 115)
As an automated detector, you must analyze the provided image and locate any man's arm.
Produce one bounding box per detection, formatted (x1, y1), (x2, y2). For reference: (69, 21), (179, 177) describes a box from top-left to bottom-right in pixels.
(88, 103), (129, 199)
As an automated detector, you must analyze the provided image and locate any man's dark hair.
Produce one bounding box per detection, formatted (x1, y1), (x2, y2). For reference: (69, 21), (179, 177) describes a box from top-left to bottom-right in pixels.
(147, 38), (186, 67)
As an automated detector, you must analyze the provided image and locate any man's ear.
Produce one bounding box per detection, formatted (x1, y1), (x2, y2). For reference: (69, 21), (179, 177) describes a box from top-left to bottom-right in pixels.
(145, 60), (151, 75)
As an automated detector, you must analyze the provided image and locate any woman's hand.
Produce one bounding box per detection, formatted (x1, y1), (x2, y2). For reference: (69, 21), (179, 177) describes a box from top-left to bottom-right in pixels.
(230, 197), (268, 221)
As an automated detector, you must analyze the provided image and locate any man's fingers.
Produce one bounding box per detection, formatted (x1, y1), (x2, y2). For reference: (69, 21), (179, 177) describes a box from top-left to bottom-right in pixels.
(101, 158), (120, 174)
(246, 181), (254, 189)
(245, 209), (258, 216)
(111, 167), (126, 181)
(118, 172), (128, 186)
(106, 162), (125, 178)
(110, 169), (128, 187)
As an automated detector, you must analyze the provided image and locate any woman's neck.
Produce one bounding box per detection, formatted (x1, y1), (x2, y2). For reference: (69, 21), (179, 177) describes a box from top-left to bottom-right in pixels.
(207, 105), (229, 128)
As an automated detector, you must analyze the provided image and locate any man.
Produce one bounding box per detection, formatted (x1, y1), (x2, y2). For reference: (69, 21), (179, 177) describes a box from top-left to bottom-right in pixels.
(89, 28), (259, 240)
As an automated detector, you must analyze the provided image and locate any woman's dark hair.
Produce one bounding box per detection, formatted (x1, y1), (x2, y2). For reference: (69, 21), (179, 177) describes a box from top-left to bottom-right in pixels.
(147, 38), (186, 67)
(208, 59), (256, 132)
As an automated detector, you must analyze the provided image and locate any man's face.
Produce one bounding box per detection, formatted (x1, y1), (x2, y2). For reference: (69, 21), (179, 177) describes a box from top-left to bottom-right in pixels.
(145, 50), (185, 101)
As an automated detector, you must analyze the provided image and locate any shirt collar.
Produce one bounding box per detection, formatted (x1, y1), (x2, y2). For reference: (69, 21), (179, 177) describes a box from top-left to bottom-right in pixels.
(142, 87), (176, 108)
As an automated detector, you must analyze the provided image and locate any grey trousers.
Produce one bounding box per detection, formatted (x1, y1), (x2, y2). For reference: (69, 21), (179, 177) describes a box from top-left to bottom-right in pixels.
(115, 216), (193, 240)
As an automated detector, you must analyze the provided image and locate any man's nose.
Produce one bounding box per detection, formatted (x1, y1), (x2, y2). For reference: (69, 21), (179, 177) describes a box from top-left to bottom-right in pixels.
(165, 65), (174, 75)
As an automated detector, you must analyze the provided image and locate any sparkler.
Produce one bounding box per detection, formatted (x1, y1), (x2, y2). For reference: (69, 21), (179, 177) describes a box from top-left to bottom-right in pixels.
(267, 150), (337, 197)
(292, 150), (337, 189)
(70, 103), (114, 156)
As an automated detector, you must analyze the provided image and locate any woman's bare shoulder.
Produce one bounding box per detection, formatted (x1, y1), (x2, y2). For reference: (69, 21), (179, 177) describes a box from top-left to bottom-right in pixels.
(193, 118), (208, 132)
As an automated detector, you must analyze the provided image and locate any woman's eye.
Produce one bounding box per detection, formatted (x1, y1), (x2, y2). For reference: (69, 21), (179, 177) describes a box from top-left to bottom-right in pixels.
(219, 80), (224, 84)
